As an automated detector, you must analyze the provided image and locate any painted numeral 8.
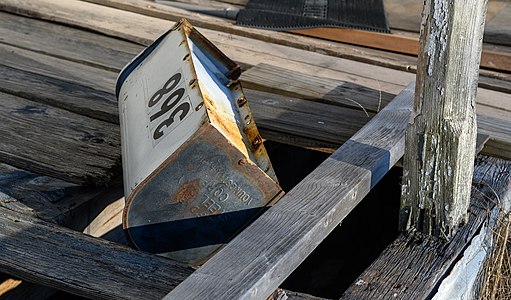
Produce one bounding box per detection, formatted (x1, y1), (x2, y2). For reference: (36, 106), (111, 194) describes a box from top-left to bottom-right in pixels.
(149, 88), (184, 122)
(148, 73), (181, 108)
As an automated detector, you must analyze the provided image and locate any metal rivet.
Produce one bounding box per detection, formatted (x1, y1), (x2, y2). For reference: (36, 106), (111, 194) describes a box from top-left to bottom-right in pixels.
(252, 136), (262, 148)
(183, 54), (190, 61)
(238, 159), (246, 166)
(195, 102), (204, 111)
(237, 97), (247, 107)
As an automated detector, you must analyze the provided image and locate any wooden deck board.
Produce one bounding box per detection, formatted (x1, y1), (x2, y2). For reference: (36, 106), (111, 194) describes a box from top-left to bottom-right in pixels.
(0, 42), (116, 93)
(80, 0), (511, 82)
(2, 0), (509, 97)
(0, 64), (118, 124)
(241, 64), (394, 114)
(0, 11), (142, 72)
(0, 163), (77, 220)
(0, 92), (120, 185)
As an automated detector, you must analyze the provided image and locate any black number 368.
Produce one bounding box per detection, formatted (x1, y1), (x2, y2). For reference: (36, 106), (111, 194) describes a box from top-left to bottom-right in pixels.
(148, 73), (191, 140)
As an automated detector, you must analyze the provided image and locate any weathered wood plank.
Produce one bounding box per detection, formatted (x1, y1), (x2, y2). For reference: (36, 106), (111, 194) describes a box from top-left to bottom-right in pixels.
(0, 64), (118, 124)
(77, 0), (419, 71)
(2, 0), (509, 97)
(0, 92), (120, 185)
(0, 1), (409, 94)
(242, 66), (511, 160)
(241, 64), (506, 122)
(0, 177), (323, 300)
(246, 89), (372, 144)
(0, 164), (124, 299)
(0, 43), (116, 93)
(1, 4), (509, 157)
(289, 27), (511, 73)
(400, 0), (487, 239)
(164, 83), (414, 300)
(0, 38), (374, 153)
(0, 167), (110, 299)
(241, 64), (394, 113)
(0, 11), (142, 72)
(341, 155), (511, 300)
(80, 0), (511, 78)
(0, 206), (193, 300)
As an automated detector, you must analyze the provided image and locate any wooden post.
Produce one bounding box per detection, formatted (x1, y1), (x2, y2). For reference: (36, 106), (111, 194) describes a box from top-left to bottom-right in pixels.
(400, 0), (488, 240)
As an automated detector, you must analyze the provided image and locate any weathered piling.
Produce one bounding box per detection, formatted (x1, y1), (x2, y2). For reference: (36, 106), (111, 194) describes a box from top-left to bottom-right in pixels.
(400, 0), (488, 240)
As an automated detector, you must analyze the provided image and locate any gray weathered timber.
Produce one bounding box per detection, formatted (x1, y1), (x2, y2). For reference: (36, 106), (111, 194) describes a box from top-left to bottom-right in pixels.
(400, 0), (488, 239)
(341, 155), (511, 300)
(478, 114), (511, 161)
(0, 43), (116, 93)
(1, 0), (509, 109)
(79, 0), (511, 90)
(67, 0), (419, 72)
(0, 164), (119, 300)
(241, 64), (395, 113)
(0, 11), (142, 72)
(0, 92), (120, 185)
(246, 89), (371, 146)
(0, 64), (118, 124)
(0, 40), (506, 158)
(164, 83), (414, 300)
(0, 207), (193, 300)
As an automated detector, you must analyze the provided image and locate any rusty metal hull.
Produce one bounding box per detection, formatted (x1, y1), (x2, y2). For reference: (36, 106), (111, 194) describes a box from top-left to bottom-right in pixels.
(116, 19), (282, 265)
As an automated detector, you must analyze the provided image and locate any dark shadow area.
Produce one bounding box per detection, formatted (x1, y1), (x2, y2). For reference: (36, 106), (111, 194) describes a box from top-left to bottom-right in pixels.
(128, 207), (267, 252)
(280, 166), (402, 299)
(264, 141), (331, 192)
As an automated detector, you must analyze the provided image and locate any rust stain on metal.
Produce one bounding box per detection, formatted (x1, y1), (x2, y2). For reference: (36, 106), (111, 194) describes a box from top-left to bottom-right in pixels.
(202, 91), (249, 157)
(172, 179), (201, 204)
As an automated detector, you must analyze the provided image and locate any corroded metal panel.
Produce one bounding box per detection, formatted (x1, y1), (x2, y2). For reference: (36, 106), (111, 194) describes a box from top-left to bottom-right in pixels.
(116, 19), (282, 265)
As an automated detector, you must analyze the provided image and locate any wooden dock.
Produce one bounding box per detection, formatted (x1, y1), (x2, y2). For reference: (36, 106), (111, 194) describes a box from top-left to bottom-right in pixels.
(0, 0), (510, 299)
